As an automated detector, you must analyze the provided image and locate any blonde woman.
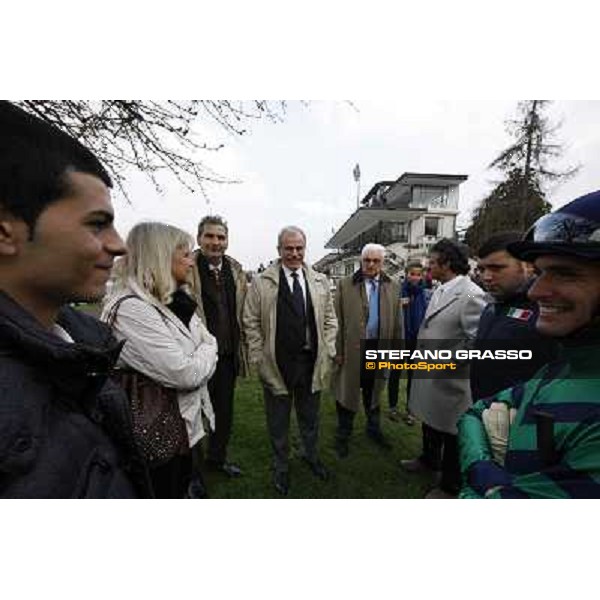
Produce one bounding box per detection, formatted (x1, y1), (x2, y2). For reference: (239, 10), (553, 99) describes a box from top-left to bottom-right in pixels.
(102, 222), (218, 499)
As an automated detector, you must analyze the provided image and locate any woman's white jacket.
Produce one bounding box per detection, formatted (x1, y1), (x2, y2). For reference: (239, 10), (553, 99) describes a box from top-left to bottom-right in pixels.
(101, 281), (218, 447)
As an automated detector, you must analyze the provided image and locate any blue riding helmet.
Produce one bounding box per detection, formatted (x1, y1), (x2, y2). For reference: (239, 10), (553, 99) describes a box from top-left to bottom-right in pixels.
(508, 190), (600, 261)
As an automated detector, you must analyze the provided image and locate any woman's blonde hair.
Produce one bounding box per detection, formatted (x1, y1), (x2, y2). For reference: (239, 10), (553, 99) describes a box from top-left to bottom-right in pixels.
(114, 221), (195, 305)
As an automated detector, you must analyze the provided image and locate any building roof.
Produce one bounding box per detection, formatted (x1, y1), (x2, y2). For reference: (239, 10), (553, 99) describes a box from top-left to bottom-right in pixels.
(384, 172), (468, 207)
(326, 171), (468, 248)
(312, 252), (342, 270)
(325, 207), (427, 249)
(360, 181), (396, 206)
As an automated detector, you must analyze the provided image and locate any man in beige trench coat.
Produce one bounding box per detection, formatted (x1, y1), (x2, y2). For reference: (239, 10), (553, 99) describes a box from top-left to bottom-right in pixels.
(333, 243), (403, 458)
(243, 226), (338, 495)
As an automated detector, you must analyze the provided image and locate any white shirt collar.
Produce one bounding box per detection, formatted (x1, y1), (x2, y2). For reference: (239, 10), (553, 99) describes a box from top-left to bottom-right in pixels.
(282, 265), (304, 279)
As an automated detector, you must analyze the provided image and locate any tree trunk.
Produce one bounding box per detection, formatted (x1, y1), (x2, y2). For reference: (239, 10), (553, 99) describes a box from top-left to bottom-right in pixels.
(521, 100), (537, 230)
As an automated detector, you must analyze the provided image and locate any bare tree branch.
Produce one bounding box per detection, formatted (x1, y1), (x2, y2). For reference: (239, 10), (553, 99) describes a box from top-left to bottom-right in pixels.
(15, 100), (289, 202)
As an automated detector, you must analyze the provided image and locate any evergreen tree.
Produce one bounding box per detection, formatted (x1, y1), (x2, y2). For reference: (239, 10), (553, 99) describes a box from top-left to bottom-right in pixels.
(466, 100), (578, 253)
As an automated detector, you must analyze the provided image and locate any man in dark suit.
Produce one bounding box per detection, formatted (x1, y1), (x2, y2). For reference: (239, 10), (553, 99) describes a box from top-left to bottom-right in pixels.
(194, 216), (247, 482)
(243, 226), (338, 495)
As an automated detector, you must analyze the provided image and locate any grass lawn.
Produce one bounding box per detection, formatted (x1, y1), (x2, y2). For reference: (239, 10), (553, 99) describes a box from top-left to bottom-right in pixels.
(205, 375), (433, 499)
(75, 303), (432, 498)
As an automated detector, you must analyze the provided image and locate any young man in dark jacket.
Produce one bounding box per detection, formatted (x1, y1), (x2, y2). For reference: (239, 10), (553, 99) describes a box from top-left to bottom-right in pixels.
(0, 101), (151, 498)
(470, 232), (559, 401)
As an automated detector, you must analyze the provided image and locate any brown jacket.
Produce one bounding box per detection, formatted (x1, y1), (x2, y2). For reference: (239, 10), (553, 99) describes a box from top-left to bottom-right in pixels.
(333, 270), (403, 412)
(191, 252), (249, 377)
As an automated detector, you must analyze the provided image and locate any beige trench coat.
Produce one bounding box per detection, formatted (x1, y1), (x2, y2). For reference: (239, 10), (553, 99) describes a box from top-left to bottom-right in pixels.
(408, 275), (487, 434)
(333, 271), (403, 413)
(242, 261), (338, 396)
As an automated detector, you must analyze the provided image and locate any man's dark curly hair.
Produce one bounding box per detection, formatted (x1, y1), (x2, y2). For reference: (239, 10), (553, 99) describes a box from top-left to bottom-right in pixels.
(430, 238), (470, 275)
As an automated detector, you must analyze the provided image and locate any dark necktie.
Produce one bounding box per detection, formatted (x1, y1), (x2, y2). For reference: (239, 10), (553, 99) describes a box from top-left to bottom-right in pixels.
(212, 267), (221, 288)
(291, 271), (305, 318)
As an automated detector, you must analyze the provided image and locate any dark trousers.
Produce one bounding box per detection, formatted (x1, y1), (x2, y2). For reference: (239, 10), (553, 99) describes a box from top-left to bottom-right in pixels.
(388, 369), (415, 411)
(149, 452), (192, 499)
(336, 370), (383, 439)
(420, 422), (461, 494)
(207, 354), (236, 465)
(264, 353), (320, 473)
(388, 339), (415, 411)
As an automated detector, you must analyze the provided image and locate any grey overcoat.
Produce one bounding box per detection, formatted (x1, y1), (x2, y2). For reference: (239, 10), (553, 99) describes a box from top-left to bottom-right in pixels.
(408, 275), (487, 434)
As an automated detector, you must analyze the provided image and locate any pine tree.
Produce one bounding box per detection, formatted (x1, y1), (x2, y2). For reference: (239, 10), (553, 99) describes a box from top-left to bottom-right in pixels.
(465, 100), (579, 253)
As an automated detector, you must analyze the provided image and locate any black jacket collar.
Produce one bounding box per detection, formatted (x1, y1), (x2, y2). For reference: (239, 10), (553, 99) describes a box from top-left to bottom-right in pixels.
(0, 291), (123, 399)
(495, 278), (536, 307)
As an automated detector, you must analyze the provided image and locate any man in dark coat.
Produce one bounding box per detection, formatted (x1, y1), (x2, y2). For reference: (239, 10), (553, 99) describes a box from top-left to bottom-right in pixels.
(193, 215), (247, 482)
(0, 101), (151, 498)
(471, 232), (559, 401)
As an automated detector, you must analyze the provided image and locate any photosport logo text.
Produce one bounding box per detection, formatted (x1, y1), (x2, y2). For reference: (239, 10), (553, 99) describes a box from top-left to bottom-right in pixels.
(363, 348), (533, 373)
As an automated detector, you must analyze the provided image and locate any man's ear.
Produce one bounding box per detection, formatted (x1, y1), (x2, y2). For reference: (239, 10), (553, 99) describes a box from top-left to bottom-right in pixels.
(0, 216), (28, 256)
(523, 261), (535, 278)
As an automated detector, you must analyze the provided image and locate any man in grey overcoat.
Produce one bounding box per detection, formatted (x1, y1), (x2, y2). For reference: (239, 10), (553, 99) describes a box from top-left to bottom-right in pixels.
(333, 243), (403, 458)
(402, 239), (486, 498)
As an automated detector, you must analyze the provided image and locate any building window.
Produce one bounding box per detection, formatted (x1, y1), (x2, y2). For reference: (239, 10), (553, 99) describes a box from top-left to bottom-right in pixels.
(379, 221), (407, 244)
(412, 186), (449, 208)
(389, 221), (407, 242)
(344, 262), (354, 276)
(424, 217), (440, 237)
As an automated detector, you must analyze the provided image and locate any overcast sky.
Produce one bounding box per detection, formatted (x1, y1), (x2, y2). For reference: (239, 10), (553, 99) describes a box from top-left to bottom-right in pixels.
(111, 100), (600, 270)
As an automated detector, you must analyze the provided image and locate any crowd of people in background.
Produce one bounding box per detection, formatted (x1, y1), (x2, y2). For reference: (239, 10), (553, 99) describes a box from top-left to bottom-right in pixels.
(1, 101), (599, 499)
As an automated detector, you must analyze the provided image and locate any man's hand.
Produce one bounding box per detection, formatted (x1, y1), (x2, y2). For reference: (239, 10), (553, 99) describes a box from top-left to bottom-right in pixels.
(334, 355), (344, 366)
(481, 402), (517, 465)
